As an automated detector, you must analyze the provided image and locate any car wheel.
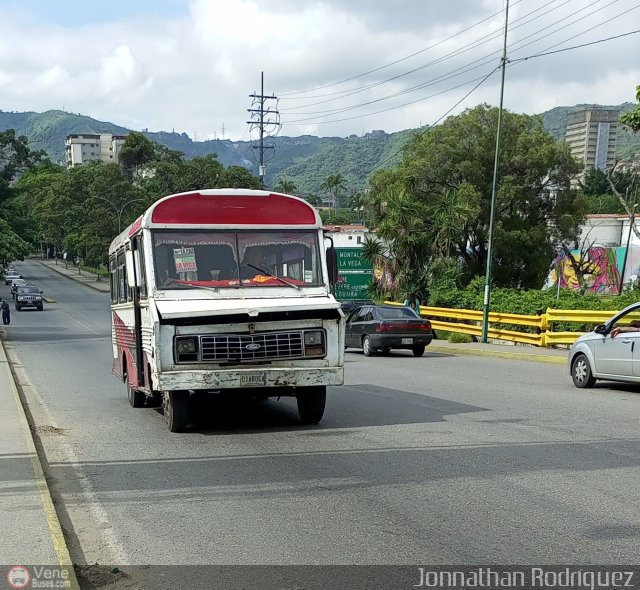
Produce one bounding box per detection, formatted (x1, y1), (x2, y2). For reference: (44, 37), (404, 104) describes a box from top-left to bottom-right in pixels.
(412, 344), (426, 357)
(37, 305), (43, 311)
(571, 353), (596, 388)
(363, 336), (375, 357)
(15, 304), (21, 311)
(296, 386), (326, 424)
(127, 383), (146, 408)
(163, 390), (189, 432)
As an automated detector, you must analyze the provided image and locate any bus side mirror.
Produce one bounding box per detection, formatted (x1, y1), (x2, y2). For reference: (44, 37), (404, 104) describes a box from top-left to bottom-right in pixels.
(326, 246), (338, 286)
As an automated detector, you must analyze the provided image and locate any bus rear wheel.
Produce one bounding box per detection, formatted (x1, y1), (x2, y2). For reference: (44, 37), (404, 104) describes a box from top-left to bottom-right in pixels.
(163, 390), (189, 432)
(296, 386), (326, 424)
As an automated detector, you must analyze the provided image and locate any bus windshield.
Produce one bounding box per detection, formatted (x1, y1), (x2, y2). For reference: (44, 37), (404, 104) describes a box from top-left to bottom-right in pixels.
(153, 229), (323, 289)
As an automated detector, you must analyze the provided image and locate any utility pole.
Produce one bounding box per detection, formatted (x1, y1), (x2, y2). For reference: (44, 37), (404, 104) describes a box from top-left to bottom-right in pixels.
(481, 0), (510, 343)
(619, 203), (638, 294)
(247, 72), (280, 189)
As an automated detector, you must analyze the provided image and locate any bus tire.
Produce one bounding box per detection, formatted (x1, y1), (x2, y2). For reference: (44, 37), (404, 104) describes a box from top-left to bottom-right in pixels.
(163, 390), (189, 432)
(296, 386), (326, 424)
(127, 383), (145, 408)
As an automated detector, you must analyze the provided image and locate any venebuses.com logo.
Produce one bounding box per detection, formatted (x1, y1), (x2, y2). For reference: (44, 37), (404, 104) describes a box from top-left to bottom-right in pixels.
(7, 566), (30, 589)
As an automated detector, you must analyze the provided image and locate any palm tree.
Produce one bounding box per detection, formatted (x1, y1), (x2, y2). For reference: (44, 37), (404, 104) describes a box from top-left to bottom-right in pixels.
(320, 174), (347, 210)
(273, 178), (297, 194)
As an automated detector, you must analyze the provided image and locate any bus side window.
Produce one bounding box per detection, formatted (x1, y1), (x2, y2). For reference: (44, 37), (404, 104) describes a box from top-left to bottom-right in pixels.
(136, 236), (148, 299)
(109, 256), (118, 303)
(117, 250), (127, 303)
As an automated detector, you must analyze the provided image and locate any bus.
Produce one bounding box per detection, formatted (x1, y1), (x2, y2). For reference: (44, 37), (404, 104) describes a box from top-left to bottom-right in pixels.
(108, 189), (345, 432)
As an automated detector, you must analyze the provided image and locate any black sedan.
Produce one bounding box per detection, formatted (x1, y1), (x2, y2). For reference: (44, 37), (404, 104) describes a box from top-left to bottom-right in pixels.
(345, 304), (433, 357)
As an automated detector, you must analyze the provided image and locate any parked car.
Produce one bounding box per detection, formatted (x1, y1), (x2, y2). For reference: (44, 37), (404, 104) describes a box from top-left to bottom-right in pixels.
(15, 285), (44, 311)
(10, 278), (28, 298)
(569, 302), (640, 388)
(340, 299), (375, 315)
(345, 304), (433, 357)
(4, 270), (22, 285)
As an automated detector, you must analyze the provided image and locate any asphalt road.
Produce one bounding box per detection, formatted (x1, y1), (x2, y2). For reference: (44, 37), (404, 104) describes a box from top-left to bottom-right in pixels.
(4, 260), (640, 581)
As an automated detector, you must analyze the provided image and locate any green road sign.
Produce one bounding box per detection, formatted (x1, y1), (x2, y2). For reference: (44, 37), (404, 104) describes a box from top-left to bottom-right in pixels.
(336, 248), (373, 271)
(334, 272), (373, 300)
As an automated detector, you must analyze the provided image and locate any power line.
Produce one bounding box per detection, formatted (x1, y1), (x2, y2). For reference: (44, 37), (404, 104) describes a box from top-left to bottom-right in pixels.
(370, 66), (501, 172)
(280, 0), (569, 110)
(512, 27), (640, 62)
(278, 0), (524, 98)
(280, 0), (625, 127)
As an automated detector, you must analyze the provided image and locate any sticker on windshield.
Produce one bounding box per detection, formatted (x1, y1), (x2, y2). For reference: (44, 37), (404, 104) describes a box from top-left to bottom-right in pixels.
(173, 247), (197, 273)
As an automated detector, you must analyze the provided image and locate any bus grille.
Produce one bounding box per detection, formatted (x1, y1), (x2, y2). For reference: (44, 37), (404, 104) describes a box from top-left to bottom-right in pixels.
(200, 331), (304, 362)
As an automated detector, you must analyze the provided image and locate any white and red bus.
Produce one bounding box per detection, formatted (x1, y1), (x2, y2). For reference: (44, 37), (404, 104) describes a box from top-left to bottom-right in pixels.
(108, 189), (344, 432)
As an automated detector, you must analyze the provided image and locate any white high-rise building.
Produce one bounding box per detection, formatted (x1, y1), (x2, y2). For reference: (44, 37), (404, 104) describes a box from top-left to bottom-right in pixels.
(64, 133), (128, 168)
(565, 108), (619, 179)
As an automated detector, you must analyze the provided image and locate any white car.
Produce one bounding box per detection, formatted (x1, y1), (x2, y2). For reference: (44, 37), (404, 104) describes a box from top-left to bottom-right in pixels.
(569, 302), (640, 388)
(4, 270), (22, 285)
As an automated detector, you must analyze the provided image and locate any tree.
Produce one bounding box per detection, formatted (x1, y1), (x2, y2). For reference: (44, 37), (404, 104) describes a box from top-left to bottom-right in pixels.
(118, 132), (156, 178)
(222, 165), (260, 189)
(321, 174), (347, 209)
(606, 166), (640, 239)
(273, 178), (297, 194)
(620, 85), (640, 132)
(0, 130), (45, 262)
(370, 104), (582, 289)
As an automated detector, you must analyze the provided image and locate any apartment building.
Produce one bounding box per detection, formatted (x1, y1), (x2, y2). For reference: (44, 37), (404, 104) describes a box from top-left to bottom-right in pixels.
(64, 133), (128, 167)
(565, 108), (619, 179)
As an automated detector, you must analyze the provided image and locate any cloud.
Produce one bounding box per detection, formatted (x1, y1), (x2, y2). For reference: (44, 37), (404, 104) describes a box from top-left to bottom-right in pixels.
(0, 0), (637, 140)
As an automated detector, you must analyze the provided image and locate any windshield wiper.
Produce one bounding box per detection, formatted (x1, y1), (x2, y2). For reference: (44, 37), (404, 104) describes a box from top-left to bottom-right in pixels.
(244, 264), (301, 290)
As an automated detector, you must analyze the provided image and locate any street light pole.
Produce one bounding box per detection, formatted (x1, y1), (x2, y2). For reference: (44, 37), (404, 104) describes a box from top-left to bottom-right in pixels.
(93, 196), (147, 233)
(481, 0), (510, 343)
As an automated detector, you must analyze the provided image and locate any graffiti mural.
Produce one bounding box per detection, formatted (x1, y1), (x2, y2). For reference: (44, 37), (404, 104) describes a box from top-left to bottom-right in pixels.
(547, 246), (640, 294)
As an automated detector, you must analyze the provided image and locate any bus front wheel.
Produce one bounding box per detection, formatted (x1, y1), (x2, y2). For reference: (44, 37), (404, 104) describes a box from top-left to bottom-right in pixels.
(127, 383), (145, 408)
(163, 390), (189, 433)
(296, 386), (326, 424)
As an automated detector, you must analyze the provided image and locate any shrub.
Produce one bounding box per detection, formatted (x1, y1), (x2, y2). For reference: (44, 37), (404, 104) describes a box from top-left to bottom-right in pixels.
(448, 332), (473, 343)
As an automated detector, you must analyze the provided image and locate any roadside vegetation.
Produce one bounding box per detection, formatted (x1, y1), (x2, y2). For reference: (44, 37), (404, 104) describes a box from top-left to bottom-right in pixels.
(0, 89), (638, 306)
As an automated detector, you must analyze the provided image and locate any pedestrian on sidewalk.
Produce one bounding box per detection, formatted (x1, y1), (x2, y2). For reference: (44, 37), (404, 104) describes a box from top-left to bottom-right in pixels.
(403, 292), (421, 313)
(0, 297), (10, 325)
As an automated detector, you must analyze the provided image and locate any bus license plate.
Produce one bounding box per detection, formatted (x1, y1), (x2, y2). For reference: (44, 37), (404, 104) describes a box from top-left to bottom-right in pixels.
(401, 338), (413, 345)
(240, 373), (266, 386)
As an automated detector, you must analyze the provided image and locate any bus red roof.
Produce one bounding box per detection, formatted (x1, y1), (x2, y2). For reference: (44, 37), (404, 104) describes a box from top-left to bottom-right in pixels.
(149, 191), (319, 226)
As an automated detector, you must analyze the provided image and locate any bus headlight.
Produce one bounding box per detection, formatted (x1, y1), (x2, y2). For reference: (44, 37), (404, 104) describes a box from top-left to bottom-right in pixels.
(175, 337), (199, 362)
(177, 338), (197, 353)
(304, 330), (325, 357)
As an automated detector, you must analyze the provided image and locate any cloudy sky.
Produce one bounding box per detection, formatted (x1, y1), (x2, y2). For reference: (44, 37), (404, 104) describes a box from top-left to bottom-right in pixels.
(0, 0), (638, 142)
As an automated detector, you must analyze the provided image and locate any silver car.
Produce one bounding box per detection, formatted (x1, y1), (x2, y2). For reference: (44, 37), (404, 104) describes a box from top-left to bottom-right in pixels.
(569, 302), (640, 388)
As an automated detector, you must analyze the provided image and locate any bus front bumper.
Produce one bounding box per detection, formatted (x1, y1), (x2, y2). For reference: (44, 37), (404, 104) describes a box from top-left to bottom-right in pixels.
(154, 367), (344, 392)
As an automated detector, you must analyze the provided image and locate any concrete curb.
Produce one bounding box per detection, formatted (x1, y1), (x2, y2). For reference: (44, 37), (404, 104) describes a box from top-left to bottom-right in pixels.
(0, 336), (81, 589)
(428, 344), (568, 364)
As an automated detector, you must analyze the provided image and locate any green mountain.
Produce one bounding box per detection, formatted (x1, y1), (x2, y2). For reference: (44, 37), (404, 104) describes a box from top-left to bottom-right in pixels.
(1, 103), (638, 195)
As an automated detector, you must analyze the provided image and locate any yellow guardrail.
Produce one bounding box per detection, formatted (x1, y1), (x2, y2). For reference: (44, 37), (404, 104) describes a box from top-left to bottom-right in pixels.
(384, 300), (627, 348)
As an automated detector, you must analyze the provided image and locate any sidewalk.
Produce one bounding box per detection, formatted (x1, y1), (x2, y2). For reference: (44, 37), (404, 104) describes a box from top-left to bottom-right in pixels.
(37, 258), (110, 293)
(428, 336), (569, 364)
(0, 337), (79, 586)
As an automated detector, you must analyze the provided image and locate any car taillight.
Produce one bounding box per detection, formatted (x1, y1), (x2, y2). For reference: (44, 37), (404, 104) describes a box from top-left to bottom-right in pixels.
(375, 323), (387, 333)
(418, 322), (431, 331)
